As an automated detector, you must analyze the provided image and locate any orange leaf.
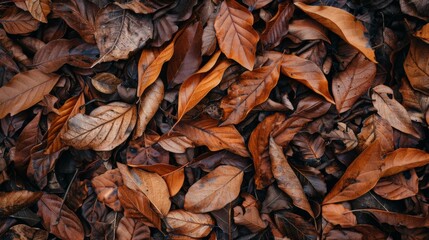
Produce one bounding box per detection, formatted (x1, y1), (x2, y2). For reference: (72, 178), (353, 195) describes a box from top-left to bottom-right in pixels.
(221, 55), (282, 125)
(25, 0), (51, 23)
(92, 168), (124, 212)
(323, 140), (383, 204)
(294, 2), (376, 63)
(214, 0), (259, 70)
(0, 70), (60, 118)
(166, 209), (215, 238)
(374, 170), (418, 200)
(0, 190), (42, 217)
(261, 1), (294, 49)
(381, 148), (429, 177)
(404, 38), (429, 95)
(322, 203), (357, 227)
(175, 118), (249, 157)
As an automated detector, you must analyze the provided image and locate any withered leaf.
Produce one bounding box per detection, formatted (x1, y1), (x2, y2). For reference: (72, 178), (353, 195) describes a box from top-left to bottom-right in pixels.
(157, 133), (194, 154)
(91, 73), (122, 95)
(323, 140), (383, 204)
(372, 85), (420, 139)
(404, 38), (429, 95)
(52, 0), (98, 44)
(92, 168), (123, 212)
(274, 211), (318, 239)
(357, 114), (394, 154)
(4, 224), (48, 240)
(0, 190), (42, 217)
(233, 194), (267, 233)
(184, 165), (243, 213)
(214, 0), (259, 70)
(175, 118), (249, 157)
(27, 141), (61, 189)
(0, 70), (60, 118)
(25, 0), (51, 23)
(294, 2), (376, 62)
(165, 209), (215, 238)
(37, 194), (84, 240)
(117, 163), (171, 216)
(374, 170), (418, 200)
(322, 203), (357, 227)
(292, 133), (325, 160)
(269, 137), (314, 218)
(261, 1), (294, 49)
(242, 0), (272, 10)
(381, 148), (429, 177)
(0, 7), (39, 34)
(362, 209), (429, 229)
(333, 53), (376, 113)
(116, 217), (151, 240)
(221, 54), (282, 125)
(12, 112), (41, 168)
(62, 102), (137, 151)
(93, 4), (153, 65)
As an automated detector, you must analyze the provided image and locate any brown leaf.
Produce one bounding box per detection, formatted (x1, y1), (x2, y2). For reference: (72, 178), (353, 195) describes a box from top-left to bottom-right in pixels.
(0, 190), (42, 216)
(91, 73), (122, 94)
(46, 93), (85, 154)
(37, 194), (84, 240)
(323, 140), (383, 204)
(52, 0), (98, 44)
(93, 4), (153, 64)
(175, 118), (249, 157)
(27, 141), (61, 189)
(333, 53), (376, 113)
(293, 165), (327, 197)
(261, 185), (292, 214)
(372, 85), (420, 138)
(280, 54), (334, 103)
(202, 11), (217, 56)
(292, 133), (325, 160)
(322, 122), (358, 154)
(177, 53), (230, 123)
(0, 70), (60, 119)
(12, 112), (41, 168)
(117, 163), (171, 216)
(166, 209), (215, 238)
(137, 39), (175, 97)
(214, 0), (259, 70)
(151, 15), (179, 48)
(357, 114), (394, 154)
(269, 137), (314, 218)
(114, 0), (169, 14)
(132, 164), (185, 197)
(374, 170), (418, 200)
(362, 209), (429, 229)
(118, 186), (161, 229)
(249, 113), (286, 189)
(92, 168), (123, 212)
(322, 203), (357, 227)
(134, 78), (164, 139)
(25, 0), (51, 23)
(167, 21), (203, 87)
(287, 19), (330, 43)
(294, 2), (376, 62)
(0, 7), (39, 34)
(184, 165), (244, 213)
(157, 133), (194, 154)
(220, 54), (282, 125)
(381, 148), (429, 177)
(116, 217), (151, 240)
(126, 135), (169, 166)
(261, 1), (294, 49)
(4, 224), (48, 240)
(415, 23), (429, 43)
(0, 29), (31, 66)
(404, 38), (429, 95)
(274, 211), (317, 239)
(233, 194), (267, 233)
(62, 102), (137, 151)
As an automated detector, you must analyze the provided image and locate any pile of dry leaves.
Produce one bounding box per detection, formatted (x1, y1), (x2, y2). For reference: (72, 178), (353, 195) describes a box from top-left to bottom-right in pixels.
(0, 0), (429, 239)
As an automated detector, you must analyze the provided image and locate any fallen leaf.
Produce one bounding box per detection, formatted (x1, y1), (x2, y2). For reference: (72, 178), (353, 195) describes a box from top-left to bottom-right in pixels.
(0, 70), (60, 118)
(214, 0), (259, 70)
(175, 118), (249, 157)
(0, 7), (39, 34)
(242, 0), (272, 10)
(372, 85), (420, 138)
(233, 194), (267, 233)
(184, 165), (244, 213)
(116, 217), (151, 240)
(261, 185), (292, 214)
(4, 224), (48, 240)
(361, 209), (429, 229)
(261, 1), (294, 49)
(91, 73), (122, 94)
(93, 4), (153, 64)
(92, 168), (123, 212)
(25, 0), (51, 23)
(292, 132), (325, 160)
(269, 137), (314, 218)
(381, 148), (429, 177)
(37, 193), (84, 240)
(322, 203), (357, 227)
(166, 209), (215, 238)
(404, 38), (429, 95)
(0, 190), (42, 217)
(323, 140), (383, 204)
(249, 113), (286, 189)
(221, 54), (282, 125)
(274, 211), (317, 239)
(117, 163), (171, 216)
(12, 112), (42, 168)
(294, 2), (376, 62)
(333, 53), (376, 113)
(357, 114), (394, 154)
(374, 170), (418, 200)
(62, 102), (137, 151)
(134, 78), (164, 139)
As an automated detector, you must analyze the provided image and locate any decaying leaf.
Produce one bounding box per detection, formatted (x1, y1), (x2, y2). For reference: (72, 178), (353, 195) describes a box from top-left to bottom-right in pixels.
(166, 209), (215, 238)
(0, 190), (42, 217)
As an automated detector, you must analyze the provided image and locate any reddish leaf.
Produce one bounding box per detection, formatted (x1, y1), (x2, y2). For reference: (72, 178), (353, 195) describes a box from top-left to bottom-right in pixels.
(25, 0), (51, 23)
(322, 203), (357, 227)
(381, 148), (429, 177)
(220, 54), (282, 125)
(214, 0), (259, 70)
(404, 38), (429, 95)
(357, 114), (394, 154)
(166, 209), (215, 238)
(0, 190), (42, 217)
(0, 7), (39, 34)
(37, 194), (84, 240)
(12, 112), (41, 168)
(261, 1), (294, 49)
(374, 170), (418, 200)
(116, 217), (151, 240)
(92, 168), (124, 211)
